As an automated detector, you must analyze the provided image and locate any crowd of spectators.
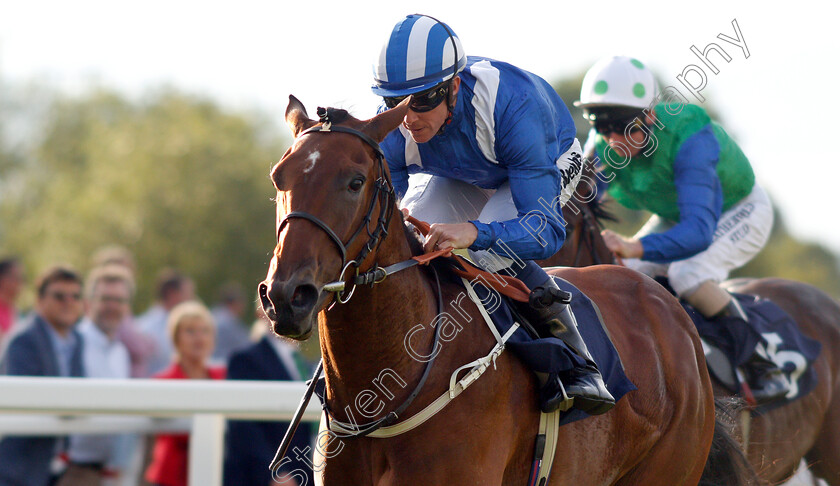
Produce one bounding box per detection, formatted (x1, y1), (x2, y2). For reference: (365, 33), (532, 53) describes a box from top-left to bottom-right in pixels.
(0, 249), (313, 486)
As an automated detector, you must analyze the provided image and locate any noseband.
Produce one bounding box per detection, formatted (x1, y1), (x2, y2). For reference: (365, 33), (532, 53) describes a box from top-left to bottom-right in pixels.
(276, 108), (396, 303)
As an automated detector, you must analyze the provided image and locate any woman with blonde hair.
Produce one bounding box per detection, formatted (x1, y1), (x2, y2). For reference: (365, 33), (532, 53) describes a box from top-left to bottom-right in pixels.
(145, 301), (225, 486)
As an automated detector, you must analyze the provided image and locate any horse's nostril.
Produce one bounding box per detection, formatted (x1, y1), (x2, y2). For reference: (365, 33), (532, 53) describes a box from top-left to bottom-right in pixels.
(258, 282), (269, 303)
(290, 284), (318, 310)
(258, 282), (275, 317)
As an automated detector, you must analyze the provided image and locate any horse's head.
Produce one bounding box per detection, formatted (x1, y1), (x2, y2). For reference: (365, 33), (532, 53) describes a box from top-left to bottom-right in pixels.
(258, 95), (408, 339)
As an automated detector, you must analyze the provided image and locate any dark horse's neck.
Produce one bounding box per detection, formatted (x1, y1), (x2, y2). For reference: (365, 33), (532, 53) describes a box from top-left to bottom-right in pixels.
(317, 208), (439, 415)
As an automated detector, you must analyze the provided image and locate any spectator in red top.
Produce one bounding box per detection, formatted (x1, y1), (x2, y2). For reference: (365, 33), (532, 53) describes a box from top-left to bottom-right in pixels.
(144, 301), (225, 486)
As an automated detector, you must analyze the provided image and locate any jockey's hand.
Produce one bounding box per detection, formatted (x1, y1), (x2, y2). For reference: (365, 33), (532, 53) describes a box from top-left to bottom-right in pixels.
(424, 222), (478, 253)
(601, 229), (644, 259)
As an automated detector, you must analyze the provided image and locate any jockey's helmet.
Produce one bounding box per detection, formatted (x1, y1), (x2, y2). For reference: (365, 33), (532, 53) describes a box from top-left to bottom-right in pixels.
(372, 14), (467, 98)
(575, 56), (658, 111)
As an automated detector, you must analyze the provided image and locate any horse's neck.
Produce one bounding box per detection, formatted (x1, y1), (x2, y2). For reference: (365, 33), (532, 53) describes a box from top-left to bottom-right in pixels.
(562, 199), (613, 267)
(585, 205), (614, 265)
(318, 220), (438, 406)
(577, 160), (615, 266)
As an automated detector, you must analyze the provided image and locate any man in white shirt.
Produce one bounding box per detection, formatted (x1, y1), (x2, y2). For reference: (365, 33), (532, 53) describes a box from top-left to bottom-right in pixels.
(58, 265), (134, 486)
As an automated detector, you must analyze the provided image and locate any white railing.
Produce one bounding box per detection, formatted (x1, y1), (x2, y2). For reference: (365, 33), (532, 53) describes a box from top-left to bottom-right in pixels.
(3, 376), (824, 486)
(0, 376), (321, 486)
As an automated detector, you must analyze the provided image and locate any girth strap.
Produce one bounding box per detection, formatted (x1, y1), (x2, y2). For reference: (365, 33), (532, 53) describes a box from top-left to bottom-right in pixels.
(527, 408), (561, 486)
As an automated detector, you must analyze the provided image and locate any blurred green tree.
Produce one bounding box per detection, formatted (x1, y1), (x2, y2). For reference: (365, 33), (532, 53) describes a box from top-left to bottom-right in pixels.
(0, 88), (286, 309)
(732, 208), (840, 297)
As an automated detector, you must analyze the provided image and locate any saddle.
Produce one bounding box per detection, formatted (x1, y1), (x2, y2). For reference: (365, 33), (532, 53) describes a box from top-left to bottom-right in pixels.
(682, 292), (821, 412)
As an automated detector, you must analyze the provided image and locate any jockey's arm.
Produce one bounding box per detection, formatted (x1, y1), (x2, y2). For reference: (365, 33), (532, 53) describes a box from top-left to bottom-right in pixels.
(638, 125), (724, 263)
(421, 164), (569, 258)
(467, 166), (567, 260)
(390, 163), (409, 200)
(467, 95), (573, 260)
(381, 133), (409, 199)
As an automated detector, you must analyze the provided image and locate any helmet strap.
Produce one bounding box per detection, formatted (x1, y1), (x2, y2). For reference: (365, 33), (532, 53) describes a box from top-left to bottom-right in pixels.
(435, 80), (457, 136)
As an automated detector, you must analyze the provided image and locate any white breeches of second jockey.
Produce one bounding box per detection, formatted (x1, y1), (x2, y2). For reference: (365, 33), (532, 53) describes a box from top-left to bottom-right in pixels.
(623, 184), (774, 296)
(400, 140), (583, 272)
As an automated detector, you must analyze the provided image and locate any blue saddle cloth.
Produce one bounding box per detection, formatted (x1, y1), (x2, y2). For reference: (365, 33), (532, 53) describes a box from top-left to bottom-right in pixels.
(682, 293), (822, 412)
(470, 275), (635, 426)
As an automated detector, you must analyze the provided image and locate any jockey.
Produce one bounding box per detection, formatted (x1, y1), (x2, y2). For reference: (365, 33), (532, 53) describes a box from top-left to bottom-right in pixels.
(576, 56), (789, 402)
(372, 14), (615, 415)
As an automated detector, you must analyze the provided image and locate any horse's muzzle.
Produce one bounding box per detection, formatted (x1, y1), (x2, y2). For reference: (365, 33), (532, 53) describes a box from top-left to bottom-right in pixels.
(258, 279), (319, 339)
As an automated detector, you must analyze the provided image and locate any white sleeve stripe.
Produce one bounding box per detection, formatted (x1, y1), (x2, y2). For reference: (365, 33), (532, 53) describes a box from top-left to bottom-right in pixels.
(400, 125), (422, 168)
(469, 60), (500, 164)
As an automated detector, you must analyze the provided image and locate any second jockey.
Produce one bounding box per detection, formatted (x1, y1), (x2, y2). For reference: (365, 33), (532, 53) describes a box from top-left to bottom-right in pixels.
(577, 55), (789, 402)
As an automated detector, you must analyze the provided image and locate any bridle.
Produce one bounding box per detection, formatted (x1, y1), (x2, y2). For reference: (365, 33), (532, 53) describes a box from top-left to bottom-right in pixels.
(275, 108), (396, 304)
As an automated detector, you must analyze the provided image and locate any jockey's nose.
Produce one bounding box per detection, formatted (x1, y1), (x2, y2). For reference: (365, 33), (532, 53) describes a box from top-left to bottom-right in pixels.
(604, 130), (622, 144)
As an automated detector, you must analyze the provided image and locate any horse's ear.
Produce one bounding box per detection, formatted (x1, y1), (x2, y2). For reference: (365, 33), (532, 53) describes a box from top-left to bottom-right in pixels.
(363, 99), (409, 143)
(285, 95), (316, 137)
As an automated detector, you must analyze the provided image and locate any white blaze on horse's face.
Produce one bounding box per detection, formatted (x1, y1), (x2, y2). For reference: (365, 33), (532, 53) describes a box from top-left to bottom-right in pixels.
(304, 150), (320, 173)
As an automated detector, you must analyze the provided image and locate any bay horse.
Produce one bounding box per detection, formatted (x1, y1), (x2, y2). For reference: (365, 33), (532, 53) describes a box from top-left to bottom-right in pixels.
(259, 96), (754, 485)
(547, 172), (840, 484)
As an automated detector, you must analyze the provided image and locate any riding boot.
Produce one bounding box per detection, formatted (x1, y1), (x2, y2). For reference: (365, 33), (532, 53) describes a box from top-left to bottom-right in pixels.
(717, 298), (790, 403)
(515, 276), (616, 415)
(535, 372), (573, 413)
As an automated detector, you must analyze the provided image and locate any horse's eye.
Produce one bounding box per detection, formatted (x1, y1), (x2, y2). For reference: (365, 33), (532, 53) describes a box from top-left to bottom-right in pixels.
(349, 177), (365, 193)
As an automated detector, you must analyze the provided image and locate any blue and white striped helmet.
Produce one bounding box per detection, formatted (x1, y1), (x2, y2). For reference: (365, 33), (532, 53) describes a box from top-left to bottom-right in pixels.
(372, 14), (467, 97)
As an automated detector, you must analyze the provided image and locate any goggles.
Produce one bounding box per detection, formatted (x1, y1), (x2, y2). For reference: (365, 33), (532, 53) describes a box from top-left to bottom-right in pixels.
(384, 82), (450, 112)
(586, 108), (646, 136)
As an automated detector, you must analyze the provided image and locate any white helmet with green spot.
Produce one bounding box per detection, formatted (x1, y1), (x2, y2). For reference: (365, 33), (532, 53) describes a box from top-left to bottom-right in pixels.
(575, 56), (658, 110)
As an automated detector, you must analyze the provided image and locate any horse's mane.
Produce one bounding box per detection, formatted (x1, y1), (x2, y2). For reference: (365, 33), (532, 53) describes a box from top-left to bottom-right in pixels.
(401, 219), (456, 278)
(403, 221), (425, 256)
